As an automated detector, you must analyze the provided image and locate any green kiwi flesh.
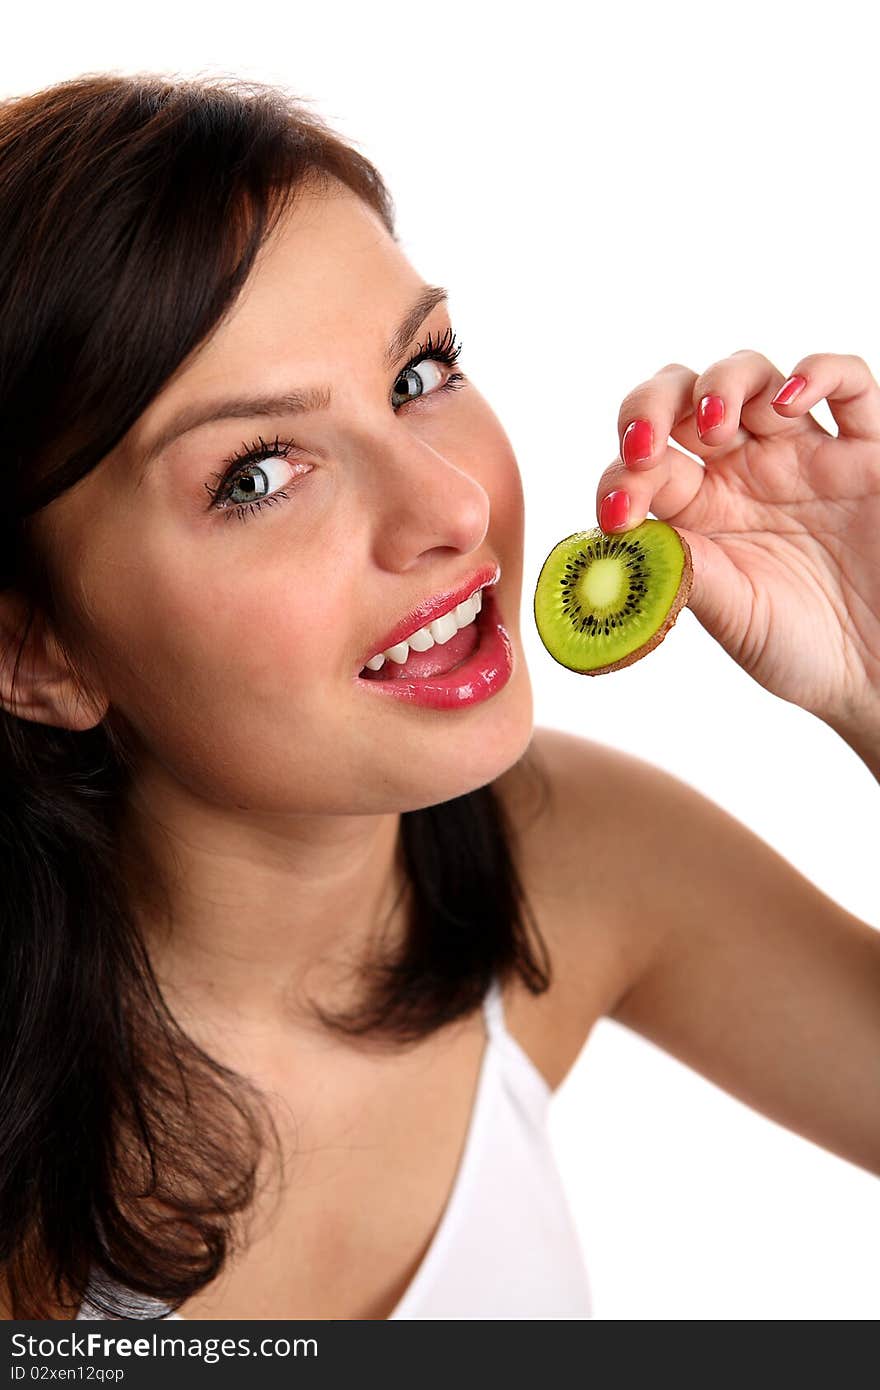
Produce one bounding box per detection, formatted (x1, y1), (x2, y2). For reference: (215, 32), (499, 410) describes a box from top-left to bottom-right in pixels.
(533, 519), (693, 675)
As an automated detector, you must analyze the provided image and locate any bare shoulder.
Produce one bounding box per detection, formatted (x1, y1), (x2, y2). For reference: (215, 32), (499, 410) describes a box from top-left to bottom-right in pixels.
(498, 728), (880, 1177)
(492, 724), (673, 1087)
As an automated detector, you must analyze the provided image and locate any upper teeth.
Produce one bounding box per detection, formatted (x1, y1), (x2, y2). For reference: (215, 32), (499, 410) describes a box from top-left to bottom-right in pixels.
(363, 587), (484, 671)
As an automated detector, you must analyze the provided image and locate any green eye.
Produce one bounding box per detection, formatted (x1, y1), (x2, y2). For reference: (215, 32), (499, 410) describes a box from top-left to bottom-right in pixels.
(390, 326), (468, 409)
(391, 357), (446, 407)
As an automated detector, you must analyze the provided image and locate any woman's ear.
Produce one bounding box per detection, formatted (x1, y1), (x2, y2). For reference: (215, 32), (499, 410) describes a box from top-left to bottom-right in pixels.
(0, 590), (108, 732)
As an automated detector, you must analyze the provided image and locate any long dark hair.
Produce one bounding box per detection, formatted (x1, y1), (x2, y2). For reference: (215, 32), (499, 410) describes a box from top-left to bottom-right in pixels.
(0, 71), (552, 1320)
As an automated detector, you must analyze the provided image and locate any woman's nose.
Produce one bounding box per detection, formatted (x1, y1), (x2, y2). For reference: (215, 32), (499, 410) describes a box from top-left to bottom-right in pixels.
(365, 432), (491, 570)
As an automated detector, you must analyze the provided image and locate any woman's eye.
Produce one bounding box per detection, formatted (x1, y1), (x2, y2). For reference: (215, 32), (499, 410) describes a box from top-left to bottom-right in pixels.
(213, 453), (303, 512)
(390, 358), (446, 408)
(206, 336), (466, 525)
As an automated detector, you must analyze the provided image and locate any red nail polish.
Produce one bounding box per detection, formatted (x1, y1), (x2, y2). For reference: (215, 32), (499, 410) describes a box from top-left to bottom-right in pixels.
(622, 419), (653, 466)
(770, 375), (806, 406)
(697, 394), (725, 435)
(599, 489), (630, 532)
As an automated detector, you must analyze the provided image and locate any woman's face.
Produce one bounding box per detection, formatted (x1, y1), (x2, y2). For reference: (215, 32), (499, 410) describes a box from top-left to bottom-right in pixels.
(39, 179), (534, 817)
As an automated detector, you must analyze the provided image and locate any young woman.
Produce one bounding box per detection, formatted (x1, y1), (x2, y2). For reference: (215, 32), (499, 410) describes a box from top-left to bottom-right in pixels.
(0, 71), (877, 1323)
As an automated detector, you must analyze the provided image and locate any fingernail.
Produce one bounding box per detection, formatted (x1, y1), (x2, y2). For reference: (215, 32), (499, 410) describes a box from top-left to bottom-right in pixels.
(696, 394), (725, 436)
(622, 419), (653, 466)
(599, 489), (630, 532)
(770, 374), (806, 407)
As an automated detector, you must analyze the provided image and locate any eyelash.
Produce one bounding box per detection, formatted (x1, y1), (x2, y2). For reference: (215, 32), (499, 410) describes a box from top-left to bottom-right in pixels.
(202, 327), (468, 523)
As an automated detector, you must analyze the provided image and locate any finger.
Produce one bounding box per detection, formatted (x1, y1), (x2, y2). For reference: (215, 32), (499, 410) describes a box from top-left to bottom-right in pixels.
(692, 348), (830, 445)
(596, 440), (705, 532)
(770, 352), (880, 441)
(595, 442), (756, 642)
(617, 362), (753, 476)
(617, 352), (830, 477)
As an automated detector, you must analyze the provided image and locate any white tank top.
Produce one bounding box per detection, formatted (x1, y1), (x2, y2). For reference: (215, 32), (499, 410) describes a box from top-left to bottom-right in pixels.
(76, 975), (593, 1320)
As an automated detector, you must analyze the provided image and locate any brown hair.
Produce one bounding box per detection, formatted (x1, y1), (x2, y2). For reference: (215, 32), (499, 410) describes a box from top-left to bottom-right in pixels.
(0, 71), (550, 1319)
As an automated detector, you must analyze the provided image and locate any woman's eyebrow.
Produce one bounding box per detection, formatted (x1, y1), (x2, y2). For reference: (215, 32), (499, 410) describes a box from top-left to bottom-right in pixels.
(133, 284), (449, 482)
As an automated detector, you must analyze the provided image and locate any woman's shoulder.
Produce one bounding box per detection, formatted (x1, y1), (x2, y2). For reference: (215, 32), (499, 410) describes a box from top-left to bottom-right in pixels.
(491, 725), (673, 1089)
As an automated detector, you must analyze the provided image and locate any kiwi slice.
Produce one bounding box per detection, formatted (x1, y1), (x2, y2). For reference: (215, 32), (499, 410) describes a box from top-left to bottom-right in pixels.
(533, 519), (693, 675)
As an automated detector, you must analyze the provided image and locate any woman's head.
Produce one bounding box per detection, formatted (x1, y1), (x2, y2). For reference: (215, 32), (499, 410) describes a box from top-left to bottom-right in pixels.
(1, 73), (532, 828)
(0, 70), (548, 1320)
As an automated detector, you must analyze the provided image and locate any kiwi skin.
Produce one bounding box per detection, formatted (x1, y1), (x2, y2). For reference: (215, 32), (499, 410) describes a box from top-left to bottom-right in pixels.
(533, 520), (694, 676)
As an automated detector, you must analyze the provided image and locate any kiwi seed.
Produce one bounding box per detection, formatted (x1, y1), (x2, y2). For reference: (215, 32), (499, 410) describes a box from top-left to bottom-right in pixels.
(533, 518), (693, 675)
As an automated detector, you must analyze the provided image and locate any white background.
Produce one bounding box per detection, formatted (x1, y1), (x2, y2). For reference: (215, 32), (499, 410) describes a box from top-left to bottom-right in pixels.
(5, 0), (878, 1319)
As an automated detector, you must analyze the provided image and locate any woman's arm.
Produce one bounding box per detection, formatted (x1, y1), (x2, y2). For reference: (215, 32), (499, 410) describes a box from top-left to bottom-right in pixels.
(557, 731), (880, 1178)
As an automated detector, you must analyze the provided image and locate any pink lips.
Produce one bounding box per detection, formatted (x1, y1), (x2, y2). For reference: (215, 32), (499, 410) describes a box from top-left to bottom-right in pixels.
(359, 608), (481, 681)
(355, 586), (514, 710)
(357, 561), (501, 674)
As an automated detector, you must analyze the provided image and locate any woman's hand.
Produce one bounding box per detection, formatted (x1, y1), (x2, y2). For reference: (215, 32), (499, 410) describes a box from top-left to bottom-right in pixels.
(596, 350), (880, 737)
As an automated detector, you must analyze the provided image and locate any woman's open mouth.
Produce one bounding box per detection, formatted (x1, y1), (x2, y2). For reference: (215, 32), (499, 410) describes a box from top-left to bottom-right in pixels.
(354, 587), (514, 710)
(358, 602), (482, 682)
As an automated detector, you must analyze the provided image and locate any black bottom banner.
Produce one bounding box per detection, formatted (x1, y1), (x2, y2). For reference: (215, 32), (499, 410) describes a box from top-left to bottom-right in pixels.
(2, 1318), (583, 1386)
